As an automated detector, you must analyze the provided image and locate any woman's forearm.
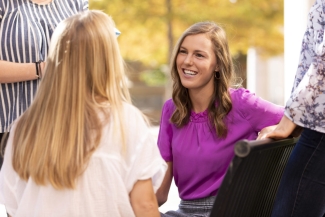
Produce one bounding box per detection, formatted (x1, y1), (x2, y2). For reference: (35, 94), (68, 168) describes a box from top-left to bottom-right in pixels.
(130, 179), (160, 217)
(156, 162), (173, 206)
(0, 61), (38, 83)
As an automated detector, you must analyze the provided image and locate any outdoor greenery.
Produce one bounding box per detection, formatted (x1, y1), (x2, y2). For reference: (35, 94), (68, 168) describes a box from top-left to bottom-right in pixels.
(90, 0), (283, 62)
(89, 0), (283, 85)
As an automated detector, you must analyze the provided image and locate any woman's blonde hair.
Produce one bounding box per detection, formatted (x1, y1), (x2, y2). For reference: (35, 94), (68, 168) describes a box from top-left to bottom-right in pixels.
(170, 21), (236, 137)
(11, 10), (131, 189)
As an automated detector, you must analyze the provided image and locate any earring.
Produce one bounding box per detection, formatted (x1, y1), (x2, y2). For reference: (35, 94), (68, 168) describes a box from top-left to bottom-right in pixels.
(215, 71), (220, 79)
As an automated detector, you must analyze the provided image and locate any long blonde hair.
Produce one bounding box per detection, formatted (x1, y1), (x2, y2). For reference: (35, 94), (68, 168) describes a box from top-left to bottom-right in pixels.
(170, 22), (235, 137)
(12, 10), (131, 189)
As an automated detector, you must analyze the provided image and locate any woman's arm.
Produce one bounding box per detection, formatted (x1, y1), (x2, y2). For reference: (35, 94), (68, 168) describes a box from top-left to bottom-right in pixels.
(156, 162), (173, 206)
(0, 61), (44, 83)
(129, 178), (160, 217)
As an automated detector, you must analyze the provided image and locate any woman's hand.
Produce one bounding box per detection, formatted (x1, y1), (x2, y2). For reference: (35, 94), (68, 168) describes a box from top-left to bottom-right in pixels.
(256, 125), (277, 140)
(257, 115), (299, 140)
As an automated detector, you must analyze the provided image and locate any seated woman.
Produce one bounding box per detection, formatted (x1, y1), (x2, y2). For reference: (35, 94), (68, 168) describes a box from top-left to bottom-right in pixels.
(156, 21), (284, 217)
(0, 10), (166, 217)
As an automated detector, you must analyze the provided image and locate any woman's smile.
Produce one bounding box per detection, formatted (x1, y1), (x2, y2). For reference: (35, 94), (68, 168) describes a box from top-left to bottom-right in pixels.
(183, 69), (198, 77)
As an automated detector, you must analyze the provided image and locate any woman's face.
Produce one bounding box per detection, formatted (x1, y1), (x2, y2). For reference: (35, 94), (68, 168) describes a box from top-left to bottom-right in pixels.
(176, 33), (218, 94)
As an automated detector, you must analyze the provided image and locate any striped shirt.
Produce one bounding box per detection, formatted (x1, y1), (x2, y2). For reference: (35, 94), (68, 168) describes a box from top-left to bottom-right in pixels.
(0, 0), (88, 133)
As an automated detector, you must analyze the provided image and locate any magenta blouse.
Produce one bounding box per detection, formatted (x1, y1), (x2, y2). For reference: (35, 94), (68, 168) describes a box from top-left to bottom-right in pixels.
(158, 88), (284, 200)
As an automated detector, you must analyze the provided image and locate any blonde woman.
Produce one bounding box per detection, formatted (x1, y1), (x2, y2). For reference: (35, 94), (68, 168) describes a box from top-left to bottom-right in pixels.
(0, 10), (166, 217)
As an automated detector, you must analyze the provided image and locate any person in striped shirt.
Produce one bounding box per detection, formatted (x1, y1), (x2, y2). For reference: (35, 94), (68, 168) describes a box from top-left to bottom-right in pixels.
(0, 0), (88, 167)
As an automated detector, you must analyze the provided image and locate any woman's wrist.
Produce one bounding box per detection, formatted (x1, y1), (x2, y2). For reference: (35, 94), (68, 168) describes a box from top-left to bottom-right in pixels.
(35, 61), (43, 79)
(273, 115), (297, 138)
(34, 61), (46, 79)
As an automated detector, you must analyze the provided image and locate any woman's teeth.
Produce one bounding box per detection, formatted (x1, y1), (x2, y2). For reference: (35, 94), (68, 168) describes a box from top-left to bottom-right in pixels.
(184, 70), (196, 75)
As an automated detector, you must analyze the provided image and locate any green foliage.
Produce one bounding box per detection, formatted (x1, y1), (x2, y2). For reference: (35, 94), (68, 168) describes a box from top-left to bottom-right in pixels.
(90, 0), (283, 65)
(139, 66), (168, 86)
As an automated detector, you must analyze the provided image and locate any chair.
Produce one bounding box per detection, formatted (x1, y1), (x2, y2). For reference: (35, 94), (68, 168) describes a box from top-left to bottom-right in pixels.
(210, 137), (299, 217)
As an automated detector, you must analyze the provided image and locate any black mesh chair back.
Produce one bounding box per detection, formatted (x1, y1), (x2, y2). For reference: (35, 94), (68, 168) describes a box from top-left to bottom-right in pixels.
(209, 137), (298, 217)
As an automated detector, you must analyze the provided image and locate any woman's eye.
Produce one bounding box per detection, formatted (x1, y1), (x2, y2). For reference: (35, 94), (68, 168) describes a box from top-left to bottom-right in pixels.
(196, 53), (204, 58)
(179, 50), (187, 54)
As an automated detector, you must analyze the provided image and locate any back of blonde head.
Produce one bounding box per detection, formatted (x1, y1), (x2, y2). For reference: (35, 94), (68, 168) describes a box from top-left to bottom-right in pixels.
(12, 10), (131, 189)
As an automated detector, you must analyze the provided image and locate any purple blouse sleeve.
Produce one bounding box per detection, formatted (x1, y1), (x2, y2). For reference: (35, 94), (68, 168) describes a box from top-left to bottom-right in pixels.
(157, 99), (174, 162)
(234, 88), (284, 132)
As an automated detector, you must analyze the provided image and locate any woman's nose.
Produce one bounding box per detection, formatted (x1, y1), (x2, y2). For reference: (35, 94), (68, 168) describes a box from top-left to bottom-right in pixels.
(184, 55), (193, 65)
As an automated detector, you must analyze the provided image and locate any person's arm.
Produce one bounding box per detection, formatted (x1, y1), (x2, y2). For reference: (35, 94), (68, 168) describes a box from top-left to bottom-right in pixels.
(129, 178), (160, 217)
(0, 61), (45, 83)
(156, 162), (173, 206)
(257, 115), (301, 140)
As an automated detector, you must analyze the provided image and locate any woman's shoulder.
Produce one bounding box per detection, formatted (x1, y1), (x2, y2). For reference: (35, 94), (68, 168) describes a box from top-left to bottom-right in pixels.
(229, 87), (264, 111)
(159, 99), (175, 120)
(229, 87), (284, 119)
(122, 102), (139, 112)
(162, 98), (175, 111)
(164, 98), (174, 106)
(122, 102), (145, 120)
(229, 87), (255, 102)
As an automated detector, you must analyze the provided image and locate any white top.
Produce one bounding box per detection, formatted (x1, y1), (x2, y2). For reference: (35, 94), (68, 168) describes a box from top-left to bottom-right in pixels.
(0, 103), (167, 217)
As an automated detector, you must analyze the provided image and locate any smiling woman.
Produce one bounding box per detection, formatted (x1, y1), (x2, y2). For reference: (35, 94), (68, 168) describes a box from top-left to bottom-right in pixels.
(156, 21), (285, 217)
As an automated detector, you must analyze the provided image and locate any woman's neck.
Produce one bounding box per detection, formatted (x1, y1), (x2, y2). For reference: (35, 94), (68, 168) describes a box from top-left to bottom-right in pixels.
(189, 90), (214, 113)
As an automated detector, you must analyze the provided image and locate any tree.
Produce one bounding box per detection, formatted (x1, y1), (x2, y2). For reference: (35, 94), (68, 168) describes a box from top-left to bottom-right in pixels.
(90, 0), (283, 65)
